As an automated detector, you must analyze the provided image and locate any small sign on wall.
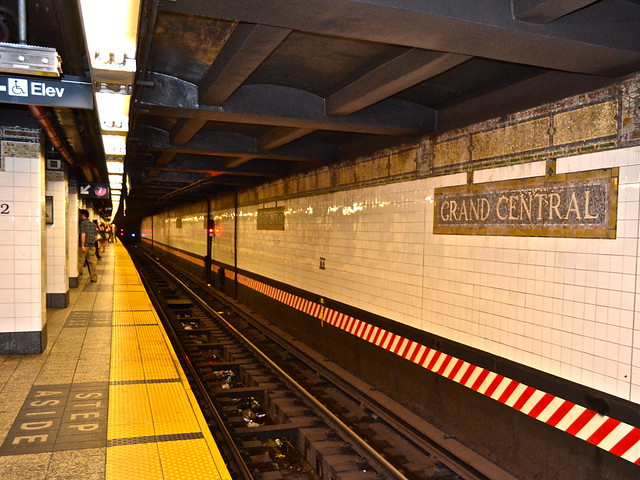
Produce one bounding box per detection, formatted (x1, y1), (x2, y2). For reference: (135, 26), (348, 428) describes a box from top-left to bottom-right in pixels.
(433, 168), (618, 238)
(45, 196), (53, 225)
(257, 206), (285, 230)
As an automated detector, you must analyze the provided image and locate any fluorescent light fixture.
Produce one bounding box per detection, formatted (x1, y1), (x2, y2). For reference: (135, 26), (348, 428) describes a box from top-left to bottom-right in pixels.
(102, 135), (126, 156)
(96, 91), (130, 132)
(78, 0), (140, 72)
(106, 160), (124, 174)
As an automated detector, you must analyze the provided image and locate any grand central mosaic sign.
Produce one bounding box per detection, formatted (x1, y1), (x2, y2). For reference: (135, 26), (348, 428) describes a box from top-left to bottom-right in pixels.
(433, 168), (618, 238)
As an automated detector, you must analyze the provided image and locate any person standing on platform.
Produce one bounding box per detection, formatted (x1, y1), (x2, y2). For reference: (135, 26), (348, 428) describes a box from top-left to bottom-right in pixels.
(78, 209), (98, 282)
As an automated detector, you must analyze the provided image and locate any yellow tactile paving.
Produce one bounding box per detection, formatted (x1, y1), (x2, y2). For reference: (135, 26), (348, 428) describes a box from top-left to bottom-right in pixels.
(107, 244), (232, 480)
(157, 439), (227, 480)
(112, 310), (157, 325)
(108, 384), (155, 439)
(107, 443), (164, 479)
(146, 383), (201, 435)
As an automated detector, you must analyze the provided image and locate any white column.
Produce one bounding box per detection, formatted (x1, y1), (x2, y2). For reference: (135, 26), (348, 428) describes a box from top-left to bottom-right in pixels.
(67, 182), (79, 287)
(45, 166), (68, 307)
(0, 128), (46, 354)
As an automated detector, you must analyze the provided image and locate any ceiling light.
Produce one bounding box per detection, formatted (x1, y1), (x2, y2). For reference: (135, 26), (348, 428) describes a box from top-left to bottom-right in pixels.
(102, 135), (126, 156)
(78, 1), (140, 69)
(107, 160), (124, 174)
(96, 90), (130, 133)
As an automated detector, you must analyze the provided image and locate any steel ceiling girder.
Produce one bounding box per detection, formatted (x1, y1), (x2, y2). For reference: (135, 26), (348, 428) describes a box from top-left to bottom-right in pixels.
(139, 80), (437, 136)
(158, 0), (640, 76)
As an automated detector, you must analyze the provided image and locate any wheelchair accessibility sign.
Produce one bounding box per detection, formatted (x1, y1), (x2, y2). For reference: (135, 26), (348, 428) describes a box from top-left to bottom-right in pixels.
(0, 74), (93, 109)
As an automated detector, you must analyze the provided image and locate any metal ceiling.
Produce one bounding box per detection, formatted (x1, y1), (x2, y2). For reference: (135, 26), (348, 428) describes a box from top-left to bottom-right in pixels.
(1, 0), (106, 184)
(4, 1), (640, 219)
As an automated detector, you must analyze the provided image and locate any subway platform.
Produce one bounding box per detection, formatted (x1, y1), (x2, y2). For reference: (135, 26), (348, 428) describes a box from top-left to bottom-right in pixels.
(0, 243), (232, 480)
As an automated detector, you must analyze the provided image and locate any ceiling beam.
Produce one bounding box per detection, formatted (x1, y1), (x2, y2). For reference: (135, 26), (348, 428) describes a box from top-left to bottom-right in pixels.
(437, 70), (614, 131)
(199, 23), (291, 105)
(147, 129), (337, 163)
(170, 118), (208, 145)
(140, 83), (436, 136)
(327, 50), (471, 116)
(160, 0), (640, 76)
(146, 166), (282, 177)
(512, 0), (599, 24)
(258, 127), (317, 150)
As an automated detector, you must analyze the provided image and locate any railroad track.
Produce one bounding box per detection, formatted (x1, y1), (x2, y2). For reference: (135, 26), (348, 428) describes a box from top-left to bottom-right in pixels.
(129, 246), (516, 480)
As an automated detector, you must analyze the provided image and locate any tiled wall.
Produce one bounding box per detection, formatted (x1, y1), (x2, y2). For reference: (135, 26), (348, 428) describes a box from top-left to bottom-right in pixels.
(67, 185), (78, 281)
(45, 172), (68, 303)
(0, 139), (46, 351)
(142, 201), (208, 256)
(143, 146), (640, 404)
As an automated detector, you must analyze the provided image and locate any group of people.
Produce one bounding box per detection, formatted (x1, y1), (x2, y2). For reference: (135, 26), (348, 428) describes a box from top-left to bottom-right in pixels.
(77, 209), (118, 283)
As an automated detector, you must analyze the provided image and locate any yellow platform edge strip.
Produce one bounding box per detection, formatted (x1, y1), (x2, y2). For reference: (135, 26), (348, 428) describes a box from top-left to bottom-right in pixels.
(107, 245), (233, 480)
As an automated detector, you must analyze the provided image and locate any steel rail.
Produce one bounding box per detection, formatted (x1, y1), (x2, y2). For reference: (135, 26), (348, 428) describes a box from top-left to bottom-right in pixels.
(134, 250), (254, 480)
(139, 248), (412, 480)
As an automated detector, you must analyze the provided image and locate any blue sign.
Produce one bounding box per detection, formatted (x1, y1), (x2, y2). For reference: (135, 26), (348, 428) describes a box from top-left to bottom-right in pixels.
(0, 74), (93, 109)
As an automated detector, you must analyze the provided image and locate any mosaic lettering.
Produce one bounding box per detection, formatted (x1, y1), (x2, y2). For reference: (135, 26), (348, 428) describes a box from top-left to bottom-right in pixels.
(433, 169), (618, 238)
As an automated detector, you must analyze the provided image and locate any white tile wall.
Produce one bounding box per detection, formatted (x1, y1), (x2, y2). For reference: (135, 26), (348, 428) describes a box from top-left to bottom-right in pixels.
(0, 151), (45, 335)
(145, 146), (640, 403)
(144, 201), (208, 256)
(46, 176), (68, 293)
(67, 185), (78, 277)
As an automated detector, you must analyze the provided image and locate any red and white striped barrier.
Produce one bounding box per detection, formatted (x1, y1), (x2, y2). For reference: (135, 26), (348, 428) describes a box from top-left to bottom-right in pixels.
(237, 273), (640, 466)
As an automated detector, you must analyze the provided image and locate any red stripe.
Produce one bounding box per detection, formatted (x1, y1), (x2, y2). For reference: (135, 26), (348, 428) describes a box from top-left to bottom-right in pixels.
(349, 319), (361, 334)
(365, 326), (377, 342)
(587, 418), (621, 445)
(458, 364), (476, 386)
(426, 351), (442, 371)
(566, 409), (598, 436)
(355, 321), (367, 337)
(343, 317), (353, 331)
(377, 331), (390, 347)
(609, 427), (640, 456)
(401, 340), (414, 359)
(483, 374), (505, 397)
(528, 393), (555, 419)
(418, 347), (432, 366)
(546, 400), (575, 427)
(437, 355), (453, 375)
(393, 338), (406, 354)
(385, 334), (397, 350)
(409, 345), (422, 363)
(512, 387), (536, 411)
(447, 359), (465, 380)
(497, 380), (520, 404)
(470, 369), (490, 391)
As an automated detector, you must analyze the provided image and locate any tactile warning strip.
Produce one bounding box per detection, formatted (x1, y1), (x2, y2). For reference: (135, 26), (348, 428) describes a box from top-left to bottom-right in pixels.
(107, 245), (231, 480)
(107, 432), (204, 447)
(111, 378), (181, 385)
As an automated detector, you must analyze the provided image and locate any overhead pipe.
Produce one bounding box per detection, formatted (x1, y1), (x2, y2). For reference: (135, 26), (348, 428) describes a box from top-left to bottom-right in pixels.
(28, 105), (77, 166)
(19, 5), (99, 182)
(18, 0), (26, 44)
(18, 3), (76, 166)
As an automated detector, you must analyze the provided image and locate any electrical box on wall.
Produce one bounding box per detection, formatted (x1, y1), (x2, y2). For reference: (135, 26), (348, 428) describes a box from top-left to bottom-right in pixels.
(46, 159), (62, 170)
